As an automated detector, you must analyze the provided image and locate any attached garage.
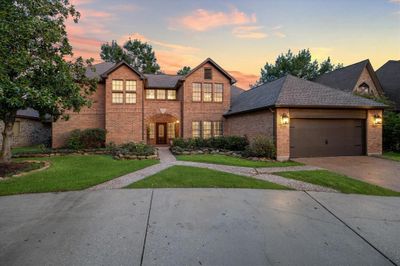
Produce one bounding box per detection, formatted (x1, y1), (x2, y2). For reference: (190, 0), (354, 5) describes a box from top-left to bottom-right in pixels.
(225, 75), (385, 161)
(290, 118), (365, 158)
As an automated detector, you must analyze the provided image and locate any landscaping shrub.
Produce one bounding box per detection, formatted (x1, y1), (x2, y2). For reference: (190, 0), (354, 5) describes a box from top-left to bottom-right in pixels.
(383, 111), (400, 152)
(119, 142), (155, 156)
(171, 136), (248, 151)
(66, 128), (106, 149)
(244, 135), (276, 158)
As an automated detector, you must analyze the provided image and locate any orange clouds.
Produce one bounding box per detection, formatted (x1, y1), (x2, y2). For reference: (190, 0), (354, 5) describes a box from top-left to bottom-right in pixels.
(232, 26), (268, 39)
(171, 7), (256, 31)
(228, 70), (259, 89)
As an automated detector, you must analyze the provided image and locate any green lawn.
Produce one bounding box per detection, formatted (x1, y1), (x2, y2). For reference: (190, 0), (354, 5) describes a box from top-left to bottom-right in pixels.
(0, 155), (158, 196)
(275, 170), (400, 196)
(382, 151), (400, 162)
(127, 165), (290, 190)
(12, 145), (46, 155)
(176, 154), (303, 168)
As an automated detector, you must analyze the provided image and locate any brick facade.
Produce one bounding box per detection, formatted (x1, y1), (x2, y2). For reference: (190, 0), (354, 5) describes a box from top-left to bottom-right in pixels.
(52, 60), (232, 148)
(366, 109), (383, 155)
(275, 108), (290, 161)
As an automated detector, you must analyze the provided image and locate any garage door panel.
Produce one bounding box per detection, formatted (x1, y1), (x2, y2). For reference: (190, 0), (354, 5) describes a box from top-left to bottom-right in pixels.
(290, 119), (365, 158)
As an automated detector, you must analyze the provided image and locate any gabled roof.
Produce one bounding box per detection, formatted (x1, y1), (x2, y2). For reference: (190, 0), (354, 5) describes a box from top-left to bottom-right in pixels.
(100, 61), (145, 79)
(85, 62), (115, 79)
(144, 74), (183, 88)
(183, 58), (237, 84)
(230, 85), (245, 102)
(315, 59), (383, 94)
(377, 60), (400, 110)
(225, 75), (386, 116)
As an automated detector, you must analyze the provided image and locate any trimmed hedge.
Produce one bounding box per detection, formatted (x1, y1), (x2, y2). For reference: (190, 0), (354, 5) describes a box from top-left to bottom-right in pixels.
(108, 142), (156, 156)
(243, 135), (276, 158)
(172, 136), (249, 151)
(67, 128), (106, 150)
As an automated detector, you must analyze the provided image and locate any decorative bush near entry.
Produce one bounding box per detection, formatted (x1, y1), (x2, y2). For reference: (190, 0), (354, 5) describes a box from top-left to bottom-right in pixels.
(110, 142), (156, 158)
(67, 128), (106, 150)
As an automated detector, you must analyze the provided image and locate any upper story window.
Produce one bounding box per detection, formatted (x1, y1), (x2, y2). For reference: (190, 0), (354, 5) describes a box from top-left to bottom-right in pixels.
(112, 79), (123, 103)
(167, 90), (177, 100)
(358, 82), (370, 94)
(157, 89), (166, 100)
(146, 89), (155, 99)
(203, 83), (212, 102)
(204, 68), (212, 80)
(126, 80), (137, 91)
(214, 84), (223, 102)
(112, 80), (123, 91)
(192, 83), (202, 102)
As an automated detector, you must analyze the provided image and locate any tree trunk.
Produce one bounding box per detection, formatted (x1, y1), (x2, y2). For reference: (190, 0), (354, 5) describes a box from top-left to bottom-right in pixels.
(0, 113), (16, 163)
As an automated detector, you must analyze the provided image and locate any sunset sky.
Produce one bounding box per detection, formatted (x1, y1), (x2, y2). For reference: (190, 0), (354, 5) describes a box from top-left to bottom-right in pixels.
(68, 0), (400, 88)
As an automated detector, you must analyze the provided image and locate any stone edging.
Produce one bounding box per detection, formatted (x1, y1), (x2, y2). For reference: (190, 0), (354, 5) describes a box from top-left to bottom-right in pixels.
(1, 160), (51, 180)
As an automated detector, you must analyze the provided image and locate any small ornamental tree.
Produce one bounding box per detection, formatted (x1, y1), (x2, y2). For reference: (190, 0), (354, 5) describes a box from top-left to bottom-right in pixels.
(0, 0), (98, 162)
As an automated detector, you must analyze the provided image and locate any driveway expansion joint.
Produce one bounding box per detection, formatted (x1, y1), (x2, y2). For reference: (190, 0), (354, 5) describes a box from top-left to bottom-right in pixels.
(140, 189), (154, 266)
(304, 191), (397, 266)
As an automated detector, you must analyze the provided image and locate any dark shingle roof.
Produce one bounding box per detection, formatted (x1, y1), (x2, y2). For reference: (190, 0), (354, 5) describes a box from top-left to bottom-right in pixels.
(230, 85), (245, 102)
(225, 75), (385, 116)
(144, 74), (183, 88)
(85, 62), (115, 79)
(315, 60), (369, 92)
(376, 60), (400, 111)
(184, 58), (237, 84)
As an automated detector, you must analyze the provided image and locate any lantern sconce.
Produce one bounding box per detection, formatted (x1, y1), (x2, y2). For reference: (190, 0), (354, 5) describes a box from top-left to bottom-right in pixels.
(281, 113), (289, 125)
(373, 114), (382, 125)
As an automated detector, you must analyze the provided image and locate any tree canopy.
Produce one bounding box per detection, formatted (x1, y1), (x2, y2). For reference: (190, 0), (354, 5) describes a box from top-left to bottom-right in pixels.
(0, 0), (97, 162)
(100, 39), (161, 74)
(177, 66), (191, 75)
(258, 49), (343, 84)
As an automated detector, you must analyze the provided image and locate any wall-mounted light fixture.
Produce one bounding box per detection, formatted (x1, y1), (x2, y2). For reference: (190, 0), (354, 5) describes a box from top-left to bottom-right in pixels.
(281, 113), (289, 125)
(176, 120), (180, 123)
(373, 114), (382, 125)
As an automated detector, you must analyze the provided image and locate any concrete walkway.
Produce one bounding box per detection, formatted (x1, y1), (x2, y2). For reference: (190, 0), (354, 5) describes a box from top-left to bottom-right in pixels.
(1, 189), (398, 265)
(89, 148), (336, 192)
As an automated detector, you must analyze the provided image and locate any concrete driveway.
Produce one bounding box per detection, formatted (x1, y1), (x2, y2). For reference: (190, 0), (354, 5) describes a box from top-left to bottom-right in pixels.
(295, 156), (400, 192)
(1, 189), (399, 265)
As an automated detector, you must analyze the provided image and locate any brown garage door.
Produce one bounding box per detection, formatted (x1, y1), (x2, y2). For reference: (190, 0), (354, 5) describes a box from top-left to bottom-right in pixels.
(290, 119), (365, 158)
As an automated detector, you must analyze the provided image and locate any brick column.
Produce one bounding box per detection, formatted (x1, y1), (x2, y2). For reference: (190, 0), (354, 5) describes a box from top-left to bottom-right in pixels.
(366, 109), (383, 156)
(275, 108), (290, 161)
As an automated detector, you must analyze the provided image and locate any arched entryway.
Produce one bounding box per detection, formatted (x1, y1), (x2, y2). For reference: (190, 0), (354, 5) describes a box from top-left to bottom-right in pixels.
(146, 114), (180, 145)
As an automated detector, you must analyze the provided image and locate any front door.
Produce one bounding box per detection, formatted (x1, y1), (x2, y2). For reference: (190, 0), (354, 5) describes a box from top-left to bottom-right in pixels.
(156, 123), (167, 145)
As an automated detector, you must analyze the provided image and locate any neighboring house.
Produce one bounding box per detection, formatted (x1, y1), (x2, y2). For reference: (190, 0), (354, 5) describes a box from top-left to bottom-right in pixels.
(376, 60), (400, 111)
(315, 59), (384, 98)
(0, 109), (51, 147)
(53, 58), (236, 147)
(225, 75), (385, 160)
(52, 58), (385, 160)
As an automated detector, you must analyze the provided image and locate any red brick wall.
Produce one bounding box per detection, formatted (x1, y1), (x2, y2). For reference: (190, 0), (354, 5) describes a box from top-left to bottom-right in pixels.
(225, 109), (274, 141)
(105, 65), (144, 145)
(52, 83), (105, 148)
(275, 108), (290, 161)
(182, 62), (231, 138)
(366, 109), (383, 155)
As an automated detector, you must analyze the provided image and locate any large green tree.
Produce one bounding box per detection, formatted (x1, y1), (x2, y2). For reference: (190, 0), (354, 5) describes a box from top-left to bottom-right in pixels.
(0, 0), (97, 163)
(100, 39), (161, 74)
(258, 49), (343, 84)
(177, 66), (191, 75)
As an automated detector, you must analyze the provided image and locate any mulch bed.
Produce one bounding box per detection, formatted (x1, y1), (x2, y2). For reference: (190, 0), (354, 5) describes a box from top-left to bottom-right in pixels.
(0, 162), (44, 178)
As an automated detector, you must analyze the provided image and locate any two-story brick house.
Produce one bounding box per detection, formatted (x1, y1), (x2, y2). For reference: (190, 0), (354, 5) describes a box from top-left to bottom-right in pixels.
(53, 58), (385, 160)
(52, 58), (236, 148)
